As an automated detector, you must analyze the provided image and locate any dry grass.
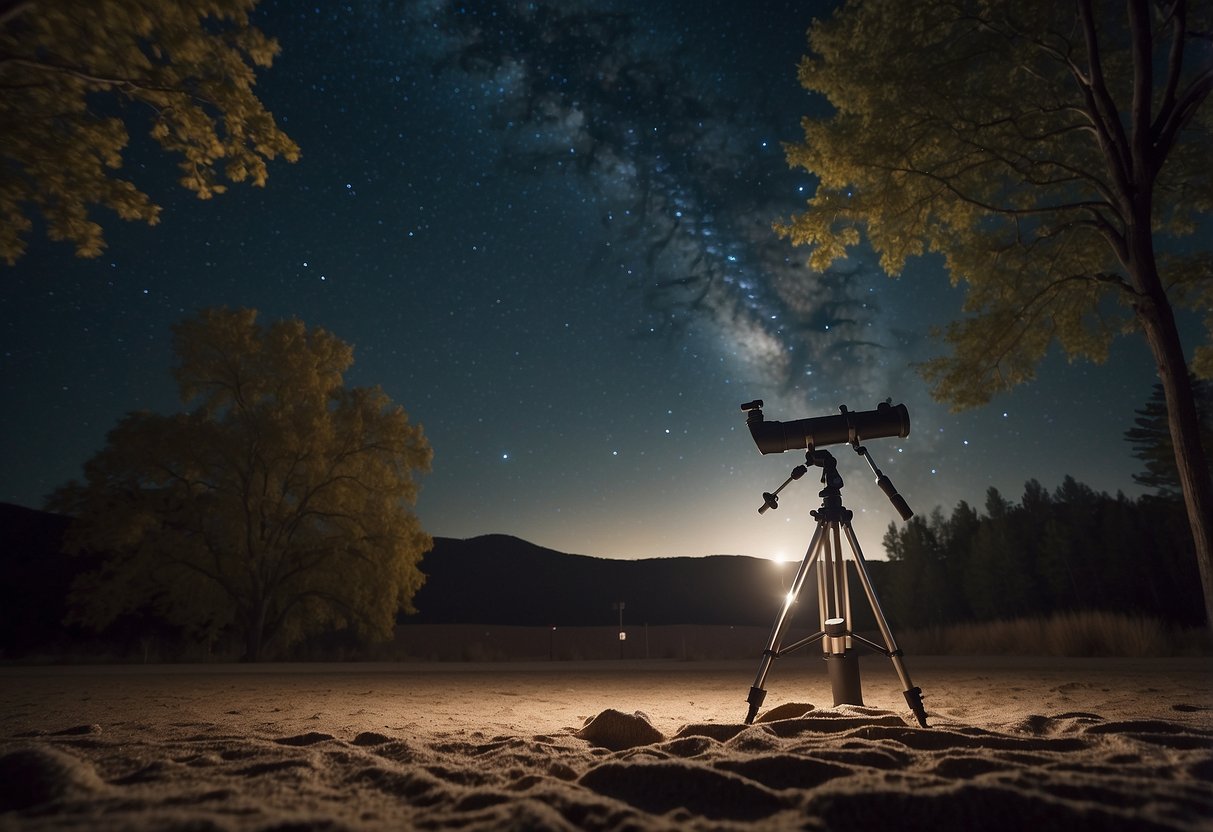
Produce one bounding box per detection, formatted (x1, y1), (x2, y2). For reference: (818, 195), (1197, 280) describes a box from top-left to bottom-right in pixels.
(900, 611), (1212, 657)
(11, 617), (1208, 665)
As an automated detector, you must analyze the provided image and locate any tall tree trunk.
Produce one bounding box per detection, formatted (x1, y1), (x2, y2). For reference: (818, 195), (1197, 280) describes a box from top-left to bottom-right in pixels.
(1121, 6), (1213, 628)
(244, 601), (267, 662)
(1131, 257), (1213, 631)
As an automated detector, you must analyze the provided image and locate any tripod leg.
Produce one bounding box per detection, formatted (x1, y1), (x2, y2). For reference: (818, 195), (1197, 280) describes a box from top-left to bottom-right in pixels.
(745, 521), (827, 724)
(841, 521), (929, 727)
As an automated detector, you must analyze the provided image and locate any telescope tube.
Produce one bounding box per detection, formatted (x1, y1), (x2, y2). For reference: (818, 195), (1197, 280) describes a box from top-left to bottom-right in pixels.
(741, 401), (910, 454)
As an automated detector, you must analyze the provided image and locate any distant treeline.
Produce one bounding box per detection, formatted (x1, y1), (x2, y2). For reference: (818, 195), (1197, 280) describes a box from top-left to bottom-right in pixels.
(878, 477), (1204, 629)
(2, 481), (1205, 662)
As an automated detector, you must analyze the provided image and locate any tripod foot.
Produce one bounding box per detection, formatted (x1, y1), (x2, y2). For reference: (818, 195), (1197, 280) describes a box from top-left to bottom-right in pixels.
(904, 686), (928, 727)
(745, 686), (767, 725)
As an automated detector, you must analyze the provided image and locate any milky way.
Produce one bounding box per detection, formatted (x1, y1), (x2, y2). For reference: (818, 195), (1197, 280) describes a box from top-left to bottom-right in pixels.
(0, 0), (1179, 563)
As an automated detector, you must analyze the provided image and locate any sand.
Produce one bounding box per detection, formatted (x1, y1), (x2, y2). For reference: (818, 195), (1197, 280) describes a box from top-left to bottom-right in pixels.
(0, 656), (1210, 830)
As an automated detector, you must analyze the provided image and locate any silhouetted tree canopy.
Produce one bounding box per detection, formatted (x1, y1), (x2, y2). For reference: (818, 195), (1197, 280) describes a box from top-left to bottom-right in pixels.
(781, 0), (1213, 628)
(881, 478), (1203, 629)
(49, 308), (431, 660)
(1126, 378), (1213, 497)
(0, 0), (299, 264)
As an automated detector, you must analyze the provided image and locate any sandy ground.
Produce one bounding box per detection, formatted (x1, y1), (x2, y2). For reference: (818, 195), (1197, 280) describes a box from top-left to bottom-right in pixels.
(0, 656), (1210, 830)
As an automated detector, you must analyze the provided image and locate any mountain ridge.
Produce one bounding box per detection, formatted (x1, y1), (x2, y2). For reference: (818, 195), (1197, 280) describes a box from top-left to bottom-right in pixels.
(411, 532), (789, 627)
(1, 503), (823, 655)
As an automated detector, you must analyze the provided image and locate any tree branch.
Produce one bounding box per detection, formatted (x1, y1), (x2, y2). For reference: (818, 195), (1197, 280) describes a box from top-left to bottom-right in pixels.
(1074, 0), (1134, 209)
(969, 270), (1127, 384)
(0, 1), (34, 30)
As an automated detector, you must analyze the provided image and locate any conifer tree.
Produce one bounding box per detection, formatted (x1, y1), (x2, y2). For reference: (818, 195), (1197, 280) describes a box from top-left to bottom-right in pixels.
(1126, 380), (1213, 497)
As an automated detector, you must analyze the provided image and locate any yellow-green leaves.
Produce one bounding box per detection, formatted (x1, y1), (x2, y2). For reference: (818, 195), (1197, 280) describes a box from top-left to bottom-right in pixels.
(0, 0), (299, 264)
(51, 308), (432, 660)
(778, 0), (1212, 408)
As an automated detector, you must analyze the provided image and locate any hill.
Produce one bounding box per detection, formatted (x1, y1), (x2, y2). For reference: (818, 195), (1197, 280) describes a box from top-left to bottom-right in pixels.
(409, 534), (792, 627)
(1, 504), (834, 657)
(0, 503), (76, 656)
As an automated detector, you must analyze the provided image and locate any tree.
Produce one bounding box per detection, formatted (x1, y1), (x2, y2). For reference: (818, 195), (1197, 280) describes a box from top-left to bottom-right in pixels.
(0, 0), (299, 265)
(963, 487), (1038, 619)
(1126, 378), (1213, 497)
(778, 0), (1213, 628)
(49, 308), (432, 660)
(882, 508), (963, 627)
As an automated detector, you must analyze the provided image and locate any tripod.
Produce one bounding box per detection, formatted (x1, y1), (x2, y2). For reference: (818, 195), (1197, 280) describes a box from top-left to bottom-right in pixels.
(743, 445), (928, 727)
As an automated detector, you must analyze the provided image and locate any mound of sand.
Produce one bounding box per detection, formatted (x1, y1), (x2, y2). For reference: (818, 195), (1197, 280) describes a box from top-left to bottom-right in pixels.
(0, 657), (1209, 830)
(0, 743), (106, 812)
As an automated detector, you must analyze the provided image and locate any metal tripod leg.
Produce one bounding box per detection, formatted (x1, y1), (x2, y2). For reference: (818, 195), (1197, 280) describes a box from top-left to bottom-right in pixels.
(741, 444), (926, 727)
(744, 520), (827, 724)
(743, 515), (929, 728)
(841, 520), (928, 727)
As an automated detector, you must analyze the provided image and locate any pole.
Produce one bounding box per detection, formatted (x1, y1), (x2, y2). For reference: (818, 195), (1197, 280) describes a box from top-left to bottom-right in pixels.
(613, 601), (625, 659)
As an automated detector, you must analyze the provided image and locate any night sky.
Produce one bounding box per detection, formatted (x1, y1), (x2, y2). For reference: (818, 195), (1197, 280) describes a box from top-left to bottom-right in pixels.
(0, 0), (1186, 562)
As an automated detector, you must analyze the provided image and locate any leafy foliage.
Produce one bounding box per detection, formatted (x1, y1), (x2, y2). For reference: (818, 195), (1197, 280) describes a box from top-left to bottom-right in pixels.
(0, 0), (299, 264)
(778, 0), (1212, 405)
(783, 0), (1213, 630)
(49, 308), (431, 660)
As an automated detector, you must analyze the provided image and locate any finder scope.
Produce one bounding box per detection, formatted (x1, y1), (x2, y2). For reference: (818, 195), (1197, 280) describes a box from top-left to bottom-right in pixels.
(740, 400), (910, 455)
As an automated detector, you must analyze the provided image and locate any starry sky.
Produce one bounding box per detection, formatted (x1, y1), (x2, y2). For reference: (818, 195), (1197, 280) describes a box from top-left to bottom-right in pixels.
(0, 0), (1191, 562)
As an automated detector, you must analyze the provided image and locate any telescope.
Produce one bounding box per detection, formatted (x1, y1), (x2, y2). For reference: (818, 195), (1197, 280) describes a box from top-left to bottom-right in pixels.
(739, 400), (909, 455)
(735, 398), (928, 728)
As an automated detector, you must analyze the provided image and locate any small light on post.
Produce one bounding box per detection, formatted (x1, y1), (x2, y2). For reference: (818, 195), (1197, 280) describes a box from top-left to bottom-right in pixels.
(613, 601), (626, 659)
